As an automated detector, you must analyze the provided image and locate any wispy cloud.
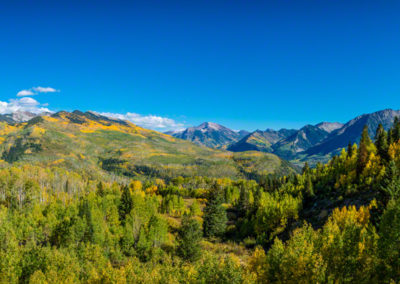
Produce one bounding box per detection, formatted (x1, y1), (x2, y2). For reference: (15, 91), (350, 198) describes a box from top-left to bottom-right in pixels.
(11, 85), (184, 130)
(0, 97), (51, 114)
(32, 86), (58, 93)
(16, 90), (35, 97)
(98, 112), (184, 131)
(17, 86), (59, 97)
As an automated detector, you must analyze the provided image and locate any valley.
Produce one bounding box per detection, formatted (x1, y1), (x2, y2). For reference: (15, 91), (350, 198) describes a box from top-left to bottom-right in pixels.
(0, 108), (399, 282)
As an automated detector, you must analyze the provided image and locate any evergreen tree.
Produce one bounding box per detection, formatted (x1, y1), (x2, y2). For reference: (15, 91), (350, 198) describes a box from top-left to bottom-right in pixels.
(357, 125), (371, 176)
(96, 181), (105, 196)
(378, 199), (400, 282)
(347, 142), (353, 158)
(203, 193), (227, 238)
(305, 175), (314, 197)
(375, 123), (389, 162)
(237, 182), (254, 213)
(302, 162), (310, 174)
(119, 185), (132, 223)
(388, 128), (394, 146)
(177, 215), (202, 262)
(392, 116), (400, 143)
(380, 160), (400, 202)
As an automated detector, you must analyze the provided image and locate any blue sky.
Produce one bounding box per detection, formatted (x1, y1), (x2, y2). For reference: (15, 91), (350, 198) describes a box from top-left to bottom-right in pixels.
(1, 1), (400, 131)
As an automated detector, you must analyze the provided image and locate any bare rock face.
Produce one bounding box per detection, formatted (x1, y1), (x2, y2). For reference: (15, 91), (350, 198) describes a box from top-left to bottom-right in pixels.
(316, 122), (344, 133)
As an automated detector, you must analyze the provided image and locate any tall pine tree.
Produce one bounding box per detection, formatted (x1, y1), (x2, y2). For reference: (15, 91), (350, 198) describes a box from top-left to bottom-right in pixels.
(177, 215), (203, 262)
(357, 125), (372, 176)
(347, 142), (353, 158)
(203, 192), (227, 238)
(375, 123), (389, 162)
(380, 160), (400, 202)
(119, 185), (132, 223)
(302, 162), (310, 174)
(392, 116), (400, 143)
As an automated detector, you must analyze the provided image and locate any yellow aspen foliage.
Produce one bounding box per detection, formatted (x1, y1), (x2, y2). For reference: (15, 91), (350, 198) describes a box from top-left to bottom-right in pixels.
(29, 271), (48, 284)
(145, 185), (158, 195)
(129, 180), (142, 192)
(155, 178), (165, 188)
(248, 247), (267, 280)
(330, 205), (370, 228)
(100, 262), (126, 284)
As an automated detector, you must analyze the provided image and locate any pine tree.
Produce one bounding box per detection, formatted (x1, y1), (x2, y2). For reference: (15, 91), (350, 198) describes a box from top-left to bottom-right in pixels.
(96, 181), (105, 196)
(347, 142), (353, 158)
(375, 123), (389, 162)
(392, 117), (400, 143)
(305, 175), (314, 197)
(380, 160), (400, 202)
(177, 215), (202, 262)
(238, 182), (254, 213)
(378, 199), (400, 281)
(388, 128), (394, 146)
(119, 185), (132, 223)
(302, 162), (310, 174)
(357, 125), (371, 176)
(203, 193), (227, 238)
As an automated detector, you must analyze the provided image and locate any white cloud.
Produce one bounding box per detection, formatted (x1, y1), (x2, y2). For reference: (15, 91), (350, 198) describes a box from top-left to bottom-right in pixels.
(32, 86), (58, 93)
(17, 90), (35, 97)
(11, 86), (184, 131)
(0, 97), (51, 114)
(97, 111), (184, 131)
(16, 86), (59, 97)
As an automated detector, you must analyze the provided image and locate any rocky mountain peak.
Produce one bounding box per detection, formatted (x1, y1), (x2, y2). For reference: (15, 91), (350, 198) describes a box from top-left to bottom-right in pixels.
(316, 122), (344, 133)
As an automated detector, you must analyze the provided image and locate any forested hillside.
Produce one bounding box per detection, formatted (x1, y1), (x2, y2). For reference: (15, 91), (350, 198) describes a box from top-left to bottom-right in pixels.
(0, 114), (399, 282)
(228, 109), (400, 166)
(0, 111), (295, 180)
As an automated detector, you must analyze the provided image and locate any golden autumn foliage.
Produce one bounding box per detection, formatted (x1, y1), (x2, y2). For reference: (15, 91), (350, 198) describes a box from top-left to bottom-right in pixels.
(0, 117), (398, 282)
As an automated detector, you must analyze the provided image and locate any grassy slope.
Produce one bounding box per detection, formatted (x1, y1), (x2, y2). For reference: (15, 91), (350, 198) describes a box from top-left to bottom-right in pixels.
(0, 112), (298, 179)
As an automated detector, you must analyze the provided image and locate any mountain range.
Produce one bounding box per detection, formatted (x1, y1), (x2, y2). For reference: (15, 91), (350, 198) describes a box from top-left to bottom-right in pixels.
(165, 122), (249, 149)
(0, 110), (50, 124)
(0, 110), (296, 179)
(227, 128), (297, 153)
(1, 108), (399, 169)
(168, 109), (400, 165)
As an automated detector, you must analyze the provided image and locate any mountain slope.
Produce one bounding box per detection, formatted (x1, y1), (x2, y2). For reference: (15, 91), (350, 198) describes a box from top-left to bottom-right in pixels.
(306, 109), (400, 156)
(228, 109), (400, 165)
(272, 125), (331, 160)
(315, 122), (343, 133)
(227, 129), (297, 152)
(0, 110), (48, 124)
(0, 111), (297, 179)
(166, 122), (247, 149)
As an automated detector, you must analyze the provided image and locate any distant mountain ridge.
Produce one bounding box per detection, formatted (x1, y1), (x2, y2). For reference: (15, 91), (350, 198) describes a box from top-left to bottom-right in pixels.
(271, 124), (333, 160)
(0, 110), (296, 179)
(227, 129), (297, 153)
(306, 109), (400, 157)
(166, 122), (248, 148)
(0, 110), (51, 124)
(172, 109), (400, 165)
(231, 109), (400, 165)
(2, 108), (400, 166)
